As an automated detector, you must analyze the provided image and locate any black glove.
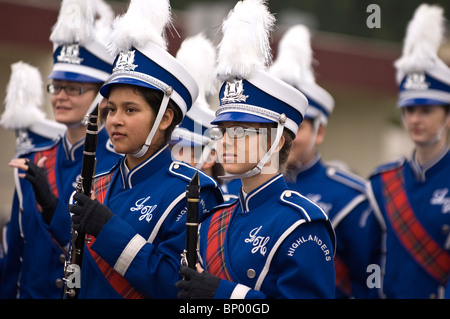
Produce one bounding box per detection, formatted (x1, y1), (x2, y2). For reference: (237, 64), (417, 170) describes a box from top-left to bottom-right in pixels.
(176, 266), (221, 299)
(68, 192), (113, 237)
(24, 159), (58, 225)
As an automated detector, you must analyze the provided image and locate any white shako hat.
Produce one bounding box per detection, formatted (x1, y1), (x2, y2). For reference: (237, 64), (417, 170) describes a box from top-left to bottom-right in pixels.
(49, 0), (114, 84)
(171, 33), (217, 148)
(49, 0), (116, 121)
(395, 4), (450, 108)
(100, 0), (199, 158)
(270, 24), (334, 126)
(211, 0), (309, 138)
(211, 0), (309, 179)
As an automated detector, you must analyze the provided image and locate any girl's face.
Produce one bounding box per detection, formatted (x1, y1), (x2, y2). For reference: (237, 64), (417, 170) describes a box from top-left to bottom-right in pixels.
(50, 80), (99, 126)
(215, 121), (276, 175)
(105, 85), (155, 155)
(401, 105), (449, 146)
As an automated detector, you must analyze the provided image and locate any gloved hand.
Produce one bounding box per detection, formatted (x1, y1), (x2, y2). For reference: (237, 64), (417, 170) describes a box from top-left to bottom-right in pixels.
(176, 266), (221, 299)
(24, 158), (58, 225)
(68, 192), (113, 237)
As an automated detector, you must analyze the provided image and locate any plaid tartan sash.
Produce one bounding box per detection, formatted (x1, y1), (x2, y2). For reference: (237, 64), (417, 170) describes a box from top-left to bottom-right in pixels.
(204, 204), (237, 281)
(381, 168), (450, 285)
(85, 172), (146, 299)
(334, 255), (352, 297)
(34, 146), (66, 252)
(34, 147), (59, 199)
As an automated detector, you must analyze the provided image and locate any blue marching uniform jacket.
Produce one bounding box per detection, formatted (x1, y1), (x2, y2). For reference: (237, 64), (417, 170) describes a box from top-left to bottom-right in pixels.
(80, 145), (223, 298)
(368, 147), (450, 299)
(198, 173), (336, 299)
(285, 155), (380, 298)
(0, 128), (120, 298)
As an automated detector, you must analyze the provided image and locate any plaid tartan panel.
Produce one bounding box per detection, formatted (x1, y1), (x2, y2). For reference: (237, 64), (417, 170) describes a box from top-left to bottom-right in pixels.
(204, 204), (237, 281)
(381, 169), (450, 285)
(34, 147), (59, 197)
(86, 171), (146, 299)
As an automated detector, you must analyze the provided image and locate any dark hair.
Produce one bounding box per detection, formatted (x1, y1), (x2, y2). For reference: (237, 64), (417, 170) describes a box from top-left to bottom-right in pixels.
(260, 123), (293, 172)
(444, 104), (450, 114)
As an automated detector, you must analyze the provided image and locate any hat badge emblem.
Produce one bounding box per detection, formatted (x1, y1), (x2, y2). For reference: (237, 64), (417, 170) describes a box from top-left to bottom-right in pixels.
(113, 50), (138, 73)
(404, 72), (430, 90)
(57, 44), (83, 65)
(221, 79), (249, 104)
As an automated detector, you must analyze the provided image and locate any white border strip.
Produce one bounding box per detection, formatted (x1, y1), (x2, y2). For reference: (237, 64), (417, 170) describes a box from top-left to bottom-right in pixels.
(114, 234), (147, 276)
(254, 219), (306, 291)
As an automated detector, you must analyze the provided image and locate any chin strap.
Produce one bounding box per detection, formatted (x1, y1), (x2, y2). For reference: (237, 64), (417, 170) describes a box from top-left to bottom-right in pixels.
(220, 114), (287, 181)
(131, 87), (173, 158)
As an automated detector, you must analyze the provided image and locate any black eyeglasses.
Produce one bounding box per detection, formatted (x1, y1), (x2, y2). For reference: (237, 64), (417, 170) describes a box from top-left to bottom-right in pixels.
(208, 126), (261, 141)
(47, 84), (96, 96)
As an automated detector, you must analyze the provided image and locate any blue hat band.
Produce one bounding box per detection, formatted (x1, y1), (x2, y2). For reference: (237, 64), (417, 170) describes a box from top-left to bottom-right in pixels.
(398, 72), (450, 107)
(212, 103), (298, 135)
(179, 115), (210, 135)
(305, 95), (331, 119)
(49, 44), (112, 82)
(100, 48), (194, 115)
(214, 78), (304, 134)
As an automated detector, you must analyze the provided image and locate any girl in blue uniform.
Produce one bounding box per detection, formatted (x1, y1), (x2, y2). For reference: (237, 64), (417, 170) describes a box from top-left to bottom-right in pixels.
(368, 4), (450, 299)
(0, 0), (121, 299)
(67, 0), (223, 298)
(176, 0), (335, 299)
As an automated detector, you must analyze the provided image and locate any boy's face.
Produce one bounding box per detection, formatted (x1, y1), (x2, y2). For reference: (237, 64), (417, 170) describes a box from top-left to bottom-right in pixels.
(287, 119), (325, 168)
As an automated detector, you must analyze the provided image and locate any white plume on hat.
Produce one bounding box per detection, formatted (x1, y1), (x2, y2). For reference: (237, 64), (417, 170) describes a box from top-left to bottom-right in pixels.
(270, 24), (334, 122)
(108, 0), (172, 56)
(176, 33), (218, 107)
(49, 0), (96, 46)
(394, 4), (446, 83)
(94, 0), (116, 47)
(216, 0), (276, 81)
(1, 62), (46, 130)
(270, 25), (315, 87)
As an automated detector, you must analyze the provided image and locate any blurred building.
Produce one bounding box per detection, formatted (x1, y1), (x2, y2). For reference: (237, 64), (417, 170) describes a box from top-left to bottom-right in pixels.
(1, 0), (447, 224)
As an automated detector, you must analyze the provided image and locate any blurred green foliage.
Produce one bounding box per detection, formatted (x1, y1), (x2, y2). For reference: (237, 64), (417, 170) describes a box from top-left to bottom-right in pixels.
(112, 0), (450, 42)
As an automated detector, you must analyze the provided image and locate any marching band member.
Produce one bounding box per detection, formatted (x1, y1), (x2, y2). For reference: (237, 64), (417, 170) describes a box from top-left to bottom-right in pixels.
(1, 0), (121, 298)
(171, 34), (226, 188)
(68, 0), (223, 298)
(270, 25), (380, 298)
(368, 4), (450, 298)
(176, 0), (335, 299)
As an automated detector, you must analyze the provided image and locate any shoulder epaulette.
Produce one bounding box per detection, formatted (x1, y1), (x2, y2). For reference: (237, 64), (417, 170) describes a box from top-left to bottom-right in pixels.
(94, 160), (121, 178)
(279, 190), (329, 223)
(325, 165), (367, 193)
(168, 161), (220, 189)
(369, 157), (406, 178)
(17, 138), (59, 158)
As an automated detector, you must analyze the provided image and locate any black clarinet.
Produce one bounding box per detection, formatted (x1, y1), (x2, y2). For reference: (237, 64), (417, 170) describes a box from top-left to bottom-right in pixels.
(182, 171), (200, 269)
(64, 105), (99, 299)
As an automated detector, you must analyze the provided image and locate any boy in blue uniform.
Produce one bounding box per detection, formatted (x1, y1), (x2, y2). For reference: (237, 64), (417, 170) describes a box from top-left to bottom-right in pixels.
(171, 34), (226, 190)
(270, 25), (379, 298)
(67, 0), (223, 298)
(176, 0), (335, 299)
(1, 0), (121, 298)
(368, 4), (450, 298)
